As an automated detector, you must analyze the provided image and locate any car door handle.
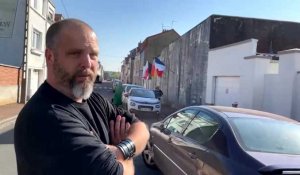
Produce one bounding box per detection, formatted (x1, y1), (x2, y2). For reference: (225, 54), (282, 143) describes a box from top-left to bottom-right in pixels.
(168, 137), (181, 144)
(188, 152), (197, 159)
(168, 137), (185, 145)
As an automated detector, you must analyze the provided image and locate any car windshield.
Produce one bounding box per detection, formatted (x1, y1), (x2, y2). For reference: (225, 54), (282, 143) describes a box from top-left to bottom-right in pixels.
(130, 89), (155, 98)
(126, 85), (142, 92)
(229, 117), (300, 154)
(122, 84), (129, 91)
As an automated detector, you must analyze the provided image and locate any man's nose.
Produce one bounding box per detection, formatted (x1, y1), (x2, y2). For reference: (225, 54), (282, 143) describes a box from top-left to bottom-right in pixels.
(81, 54), (92, 69)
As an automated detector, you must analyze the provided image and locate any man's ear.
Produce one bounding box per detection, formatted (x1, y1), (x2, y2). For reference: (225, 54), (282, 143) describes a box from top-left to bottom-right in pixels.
(45, 48), (54, 64)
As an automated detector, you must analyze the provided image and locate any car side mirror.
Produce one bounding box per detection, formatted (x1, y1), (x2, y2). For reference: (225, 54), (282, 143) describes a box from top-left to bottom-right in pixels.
(160, 124), (171, 135)
(159, 124), (164, 130)
(163, 128), (171, 135)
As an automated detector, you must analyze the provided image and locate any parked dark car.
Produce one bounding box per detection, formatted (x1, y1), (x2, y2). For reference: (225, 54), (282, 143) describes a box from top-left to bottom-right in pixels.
(142, 106), (300, 175)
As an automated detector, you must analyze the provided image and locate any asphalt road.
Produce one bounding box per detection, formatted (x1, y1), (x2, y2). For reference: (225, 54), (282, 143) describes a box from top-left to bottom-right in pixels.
(0, 125), (16, 175)
(0, 81), (162, 175)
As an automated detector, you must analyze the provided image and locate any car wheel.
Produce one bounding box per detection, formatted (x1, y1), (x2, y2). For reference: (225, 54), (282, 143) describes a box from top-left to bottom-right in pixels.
(142, 141), (157, 169)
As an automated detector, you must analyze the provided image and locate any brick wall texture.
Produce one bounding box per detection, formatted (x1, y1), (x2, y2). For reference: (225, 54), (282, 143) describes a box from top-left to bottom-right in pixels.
(0, 65), (22, 86)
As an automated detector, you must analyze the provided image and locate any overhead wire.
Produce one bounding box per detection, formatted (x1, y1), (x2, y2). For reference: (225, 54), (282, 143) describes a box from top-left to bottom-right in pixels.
(61, 0), (69, 18)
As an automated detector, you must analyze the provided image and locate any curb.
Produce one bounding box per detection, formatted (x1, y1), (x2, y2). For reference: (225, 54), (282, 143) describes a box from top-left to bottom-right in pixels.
(0, 115), (17, 130)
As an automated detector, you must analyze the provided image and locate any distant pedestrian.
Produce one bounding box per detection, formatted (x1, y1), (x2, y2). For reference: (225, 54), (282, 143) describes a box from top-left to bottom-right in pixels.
(154, 86), (163, 100)
(113, 82), (123, 107)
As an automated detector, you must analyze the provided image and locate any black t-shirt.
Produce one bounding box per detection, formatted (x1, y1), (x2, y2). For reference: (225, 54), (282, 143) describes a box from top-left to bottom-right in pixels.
(14, 81), (138, 175)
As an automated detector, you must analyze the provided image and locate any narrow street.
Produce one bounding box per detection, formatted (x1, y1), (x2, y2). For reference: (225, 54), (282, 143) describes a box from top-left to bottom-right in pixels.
(0, 81), (163, 175)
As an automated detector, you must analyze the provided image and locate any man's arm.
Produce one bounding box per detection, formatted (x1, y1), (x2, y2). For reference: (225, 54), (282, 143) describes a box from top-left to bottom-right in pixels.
(108, 115), (149, 175)
(109, 115), (150, 156)
(106, 145), (135, 175)
(126, 120), (149, 155)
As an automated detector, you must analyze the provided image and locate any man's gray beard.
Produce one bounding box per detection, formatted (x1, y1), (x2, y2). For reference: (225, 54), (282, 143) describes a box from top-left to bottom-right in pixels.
(52, 56), (96, 100)
(71, 80), (94, 100)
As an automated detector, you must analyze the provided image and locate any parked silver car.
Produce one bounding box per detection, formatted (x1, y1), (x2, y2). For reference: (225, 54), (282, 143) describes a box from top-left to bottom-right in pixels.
(124, 88), (160, 113)
(121, 84), (143, 105)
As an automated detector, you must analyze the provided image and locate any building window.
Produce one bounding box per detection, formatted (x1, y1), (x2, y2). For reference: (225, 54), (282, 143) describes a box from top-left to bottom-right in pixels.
(32, 29), (42, 50)
(31, 0), (38, 9)
(47, 9), (54, 22)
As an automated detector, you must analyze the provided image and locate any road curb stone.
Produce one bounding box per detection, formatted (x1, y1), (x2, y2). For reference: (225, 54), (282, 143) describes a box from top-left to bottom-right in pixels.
(0, 116), (17, 131)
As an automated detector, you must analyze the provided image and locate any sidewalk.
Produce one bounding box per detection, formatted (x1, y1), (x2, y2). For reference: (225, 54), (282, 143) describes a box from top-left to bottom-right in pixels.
(0, 103), (24, 129)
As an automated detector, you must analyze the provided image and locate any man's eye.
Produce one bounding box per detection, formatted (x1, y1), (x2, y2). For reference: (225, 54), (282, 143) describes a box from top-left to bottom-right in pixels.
(90, 53), (98, 59)
(71, 52), (81, 56)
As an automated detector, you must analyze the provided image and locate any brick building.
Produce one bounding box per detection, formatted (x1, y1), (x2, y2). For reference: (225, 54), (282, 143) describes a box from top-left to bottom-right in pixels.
(0, 65), (22, 105)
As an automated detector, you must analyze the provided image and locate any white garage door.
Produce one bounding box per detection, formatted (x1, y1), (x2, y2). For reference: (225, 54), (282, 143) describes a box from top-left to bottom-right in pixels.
(214, 76), (240, 107)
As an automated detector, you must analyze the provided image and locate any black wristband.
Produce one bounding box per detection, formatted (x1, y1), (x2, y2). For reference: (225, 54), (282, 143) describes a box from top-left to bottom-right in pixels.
(116, 138), (136, 159)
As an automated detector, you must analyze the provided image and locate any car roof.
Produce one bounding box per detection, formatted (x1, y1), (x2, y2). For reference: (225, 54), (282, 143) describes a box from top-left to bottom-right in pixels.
(126, 84), (142, 87)
(125, 84), (143, 89)
(130, 87), (149, 92)
(199, 106), (299, 123)
(122, 83), (130, 86)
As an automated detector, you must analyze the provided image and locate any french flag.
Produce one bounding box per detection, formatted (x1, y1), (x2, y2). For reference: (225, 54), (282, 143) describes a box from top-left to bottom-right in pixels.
(142, 61), (150, 79)
(154, 57), (165, 77)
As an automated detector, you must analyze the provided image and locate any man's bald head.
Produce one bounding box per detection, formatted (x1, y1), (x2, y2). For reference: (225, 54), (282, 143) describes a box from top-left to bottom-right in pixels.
(46, 18), (94, 49)
(45, 18), (99, 101)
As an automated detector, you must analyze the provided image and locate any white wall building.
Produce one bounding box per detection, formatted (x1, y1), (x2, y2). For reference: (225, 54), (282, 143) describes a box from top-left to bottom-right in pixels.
(263, 49), (300, 120)
(25, 0), (55, 100)
(206, 38), (300, 120)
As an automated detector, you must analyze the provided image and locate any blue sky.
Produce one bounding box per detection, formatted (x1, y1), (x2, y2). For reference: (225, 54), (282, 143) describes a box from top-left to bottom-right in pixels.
(52, 0), (300, 71)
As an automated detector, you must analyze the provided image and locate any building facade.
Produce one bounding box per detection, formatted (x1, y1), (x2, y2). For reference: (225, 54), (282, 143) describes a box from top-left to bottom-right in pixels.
(155, 14), (300, 108)
(24, 0), (55, 100)
(206, 38), (300, 120)
(122, 29), (180, 87)
(0, 0), (56, 105)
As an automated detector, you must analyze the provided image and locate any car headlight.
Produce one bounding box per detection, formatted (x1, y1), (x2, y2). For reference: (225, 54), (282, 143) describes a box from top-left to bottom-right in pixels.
(130, 102), (136, 106)
(155, 105), (160, 108)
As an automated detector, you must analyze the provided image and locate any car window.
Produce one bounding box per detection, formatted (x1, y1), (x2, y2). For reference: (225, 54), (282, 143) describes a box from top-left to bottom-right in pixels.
(229, 117), (300, 154)
(122, 85), (127, 92)
(125, 85), (142, 93)
(183, 111), (219, 144)
(130, 89), (155, 98)
(164, 108), (199, 134)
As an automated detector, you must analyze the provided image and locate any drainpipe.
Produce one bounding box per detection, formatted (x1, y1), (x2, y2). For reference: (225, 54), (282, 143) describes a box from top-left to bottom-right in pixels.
(177, 43), (182, 106)
(20, 0), (29, 103)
